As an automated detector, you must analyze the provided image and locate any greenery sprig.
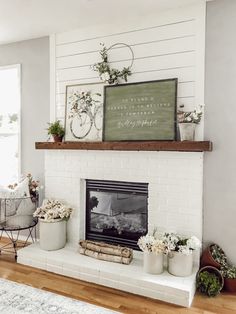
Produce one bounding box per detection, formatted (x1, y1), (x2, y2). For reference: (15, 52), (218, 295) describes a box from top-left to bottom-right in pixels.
(92, 43), (133, 85)
(197, 270), (222, 297)
(178, 104), (204, 124)
(47, 120), (65, 137)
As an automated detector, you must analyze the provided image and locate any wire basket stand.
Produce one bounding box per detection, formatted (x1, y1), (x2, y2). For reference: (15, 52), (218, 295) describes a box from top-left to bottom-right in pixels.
(0, 194), (38, 260)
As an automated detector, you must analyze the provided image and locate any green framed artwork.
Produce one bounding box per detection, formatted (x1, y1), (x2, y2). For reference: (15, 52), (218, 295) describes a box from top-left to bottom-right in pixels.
(103, 78), (177, 141)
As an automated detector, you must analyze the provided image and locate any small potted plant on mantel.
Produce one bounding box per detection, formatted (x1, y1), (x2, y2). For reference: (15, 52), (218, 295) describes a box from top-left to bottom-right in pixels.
(47, 120), (65, 142)
(177, 104), (204, 141)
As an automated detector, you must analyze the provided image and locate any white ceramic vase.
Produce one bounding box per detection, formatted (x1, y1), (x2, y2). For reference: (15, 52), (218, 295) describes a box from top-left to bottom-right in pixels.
(143, 252), (164, 274)
(168, 251), (193, 277)
(179, 123), (196, 141)
(39, 218), (67, 251)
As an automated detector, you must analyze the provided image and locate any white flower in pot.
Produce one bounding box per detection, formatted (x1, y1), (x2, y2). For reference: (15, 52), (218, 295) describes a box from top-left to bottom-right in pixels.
(163, 233), (201, 277)
(100, 71), (110, 83)
(33, 199), (73, 251)
(177, 104), (204, 141)
(138, 233), (167, 274)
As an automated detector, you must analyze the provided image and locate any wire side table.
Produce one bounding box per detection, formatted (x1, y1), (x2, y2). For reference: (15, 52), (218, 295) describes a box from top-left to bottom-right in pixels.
(0, 196), (38, 260)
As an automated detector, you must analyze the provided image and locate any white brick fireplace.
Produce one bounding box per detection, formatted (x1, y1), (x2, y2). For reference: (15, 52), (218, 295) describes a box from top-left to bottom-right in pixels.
(17, 1), (207, 307)
(18, 149), (203, 307)
(45, 150), (203, 244)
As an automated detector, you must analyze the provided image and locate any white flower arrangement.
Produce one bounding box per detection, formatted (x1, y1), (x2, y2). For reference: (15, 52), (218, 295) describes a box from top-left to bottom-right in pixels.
(8, 173), (43, 202)
(163, 233), (201, 255)
(68, 90), (101, 119)
(33, 199), (73, 222)
(178, 104), (204, 124)
(137, 234), (166, 254)
(92, 43), (133, 85)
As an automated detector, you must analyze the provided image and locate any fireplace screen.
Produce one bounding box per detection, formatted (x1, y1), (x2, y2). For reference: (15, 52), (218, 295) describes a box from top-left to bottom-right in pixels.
(86, 179), (148, 249)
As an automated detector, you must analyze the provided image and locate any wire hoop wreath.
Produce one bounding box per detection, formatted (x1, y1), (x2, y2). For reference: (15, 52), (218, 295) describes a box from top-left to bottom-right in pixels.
(107, 42), (134, 69)
(93, 42), (134, 84)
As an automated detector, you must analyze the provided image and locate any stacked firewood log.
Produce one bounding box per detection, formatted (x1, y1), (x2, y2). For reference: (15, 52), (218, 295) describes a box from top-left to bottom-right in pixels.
(79, 240), (133, 264)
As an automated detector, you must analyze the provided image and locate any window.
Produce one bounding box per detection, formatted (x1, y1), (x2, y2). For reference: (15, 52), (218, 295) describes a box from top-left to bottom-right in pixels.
(0, 65), (21, 185)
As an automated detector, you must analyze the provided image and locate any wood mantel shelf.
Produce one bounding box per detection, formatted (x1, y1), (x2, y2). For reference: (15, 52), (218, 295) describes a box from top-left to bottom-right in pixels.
(35, 141), (212, 152)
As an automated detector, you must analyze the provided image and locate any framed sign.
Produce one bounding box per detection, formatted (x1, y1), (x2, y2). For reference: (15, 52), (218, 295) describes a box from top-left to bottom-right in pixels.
(65, 83), (104, 142)
(103, 79), (177, 141)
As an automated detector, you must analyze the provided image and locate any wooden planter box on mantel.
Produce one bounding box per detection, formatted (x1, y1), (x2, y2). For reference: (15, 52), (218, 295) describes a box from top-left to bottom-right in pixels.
(35, 141), (212, 152)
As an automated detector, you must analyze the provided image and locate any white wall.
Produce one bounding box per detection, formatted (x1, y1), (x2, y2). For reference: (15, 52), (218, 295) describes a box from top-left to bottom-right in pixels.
(50, 2), (206, 140)
(204, 0), (236, 263)
(0, 37), (50, 184)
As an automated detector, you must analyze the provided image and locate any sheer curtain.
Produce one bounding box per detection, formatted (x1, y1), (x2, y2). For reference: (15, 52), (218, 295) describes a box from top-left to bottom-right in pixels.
(0, 64), (21, 185)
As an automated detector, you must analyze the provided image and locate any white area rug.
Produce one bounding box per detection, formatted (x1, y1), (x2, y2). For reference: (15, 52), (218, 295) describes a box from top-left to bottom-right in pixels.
(0, 278), (118, 314)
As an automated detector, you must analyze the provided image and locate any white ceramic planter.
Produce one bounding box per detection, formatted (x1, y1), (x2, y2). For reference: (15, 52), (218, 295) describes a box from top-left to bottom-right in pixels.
(143, 252), (164, 274)
(39, 218), (67, 251)
(168, 251), (193, 277)
(179, 123), (196, 141)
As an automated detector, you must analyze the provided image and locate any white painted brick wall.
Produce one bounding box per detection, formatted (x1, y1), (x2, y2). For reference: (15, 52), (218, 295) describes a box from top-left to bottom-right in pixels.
(45, 150), (203, 246)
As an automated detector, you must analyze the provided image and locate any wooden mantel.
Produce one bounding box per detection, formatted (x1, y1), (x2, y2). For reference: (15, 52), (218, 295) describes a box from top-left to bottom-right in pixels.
(35, 141), (212, 152)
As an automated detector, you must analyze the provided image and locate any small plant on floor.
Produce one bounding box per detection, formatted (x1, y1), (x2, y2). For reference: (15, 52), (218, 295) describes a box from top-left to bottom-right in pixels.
(220, 265), (236, 279)
(47, 120), (65, 142)
(196, 270), (223, 297)
(210, 244), (228, 267)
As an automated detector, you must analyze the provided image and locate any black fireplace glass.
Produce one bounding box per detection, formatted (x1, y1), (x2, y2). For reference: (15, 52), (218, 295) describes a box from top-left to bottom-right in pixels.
(86, 179), (148, 249)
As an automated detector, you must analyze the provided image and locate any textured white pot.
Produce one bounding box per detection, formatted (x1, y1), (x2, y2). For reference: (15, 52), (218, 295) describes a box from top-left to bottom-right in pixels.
(168, 251), (193, 277)
(179, 123), (196, 141)
(39, 218), (67, 251)
(143, 252), (164, 274)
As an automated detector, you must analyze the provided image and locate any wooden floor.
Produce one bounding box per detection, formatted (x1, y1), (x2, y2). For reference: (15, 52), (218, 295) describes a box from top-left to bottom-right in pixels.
(0, 250), (235, 313)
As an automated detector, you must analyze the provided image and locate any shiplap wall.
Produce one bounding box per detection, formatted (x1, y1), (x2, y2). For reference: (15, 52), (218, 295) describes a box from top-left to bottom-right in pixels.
(50, 2), (206, 139)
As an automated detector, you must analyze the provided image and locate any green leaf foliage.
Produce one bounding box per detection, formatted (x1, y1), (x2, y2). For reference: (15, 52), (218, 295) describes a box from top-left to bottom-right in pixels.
(197, 270), (222, 297)
(47, 120), (65, 137)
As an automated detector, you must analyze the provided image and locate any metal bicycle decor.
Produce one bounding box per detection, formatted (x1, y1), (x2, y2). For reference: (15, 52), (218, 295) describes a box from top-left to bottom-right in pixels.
(64, 42), (134, 141)
(65, 82), (104, 142)
(0, 195), (38, 260)
(92, 42), (134, 84)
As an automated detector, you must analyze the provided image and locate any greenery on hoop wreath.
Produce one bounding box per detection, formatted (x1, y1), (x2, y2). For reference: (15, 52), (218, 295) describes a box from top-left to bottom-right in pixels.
(92, 43), (134, 84)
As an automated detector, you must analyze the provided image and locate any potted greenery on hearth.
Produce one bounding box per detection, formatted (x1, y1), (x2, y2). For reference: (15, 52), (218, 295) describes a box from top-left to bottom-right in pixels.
(33, 199), (73, 251)
(163, 233), (201, 277)
(47, 120), (65, 142)
(138, 232), (166, 274)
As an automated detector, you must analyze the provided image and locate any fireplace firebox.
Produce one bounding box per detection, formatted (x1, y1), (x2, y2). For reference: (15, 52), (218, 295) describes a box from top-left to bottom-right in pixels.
(86, 179), (148, 249)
